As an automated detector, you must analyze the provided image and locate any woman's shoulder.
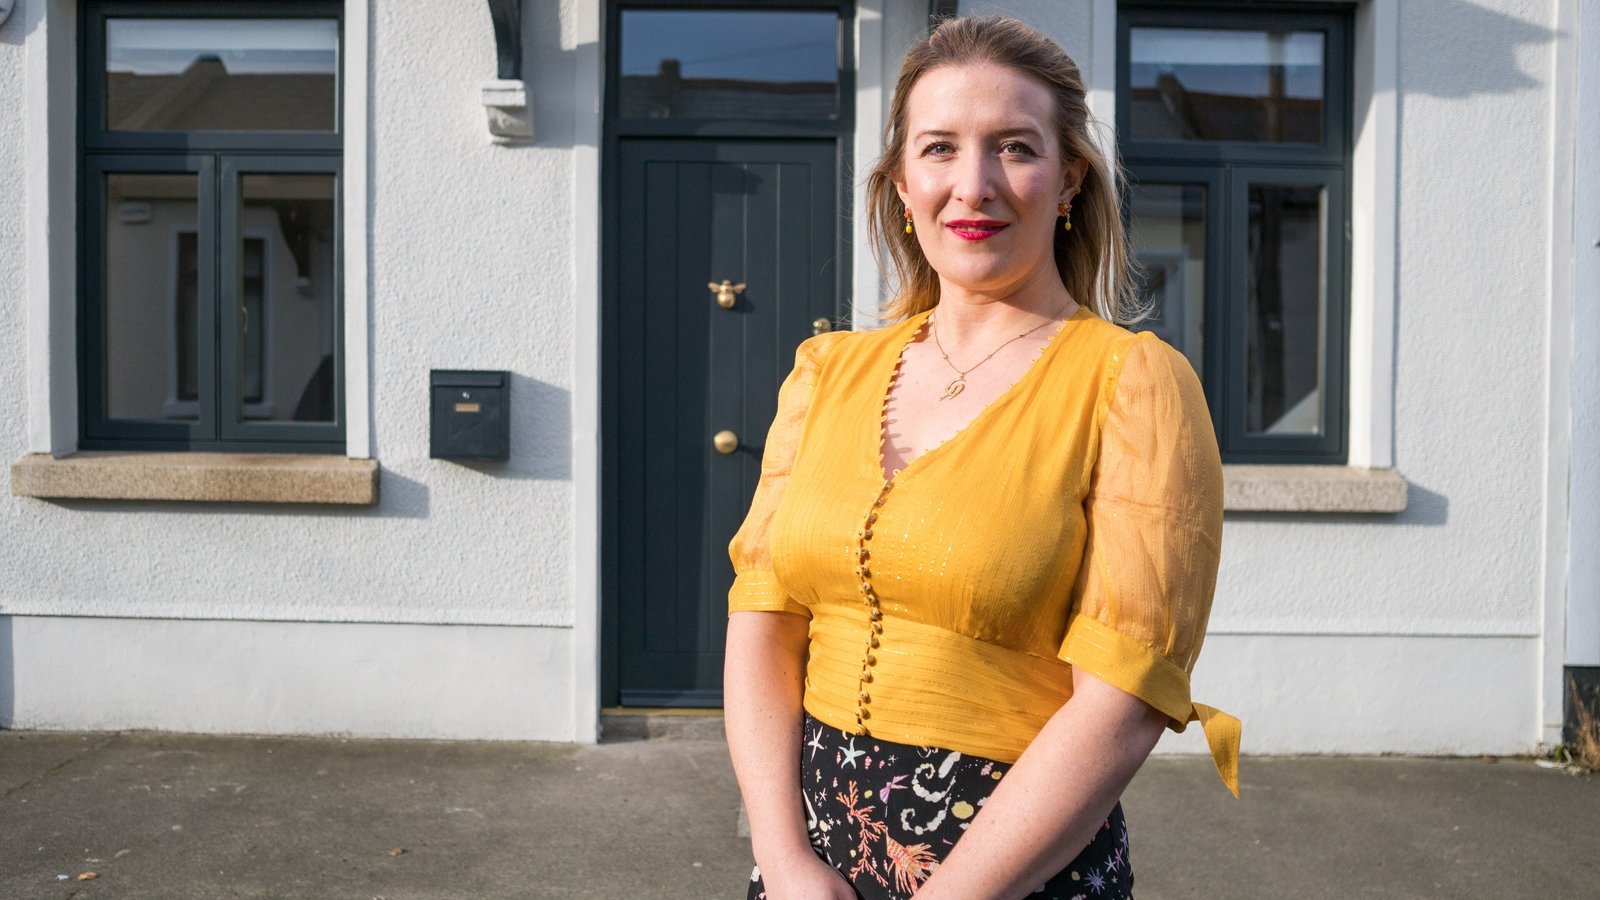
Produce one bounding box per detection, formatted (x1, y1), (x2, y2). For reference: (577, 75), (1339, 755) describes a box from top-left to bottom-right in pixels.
(793, 314), (926, 374)
(1077, 320), (1209, 432)
(1070, 310), (1196, 381)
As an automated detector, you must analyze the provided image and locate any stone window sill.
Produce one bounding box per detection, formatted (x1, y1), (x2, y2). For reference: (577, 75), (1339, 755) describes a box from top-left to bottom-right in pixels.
(1223, 465), (1407, 513)
(7, 456), (1393, 513)
(9, 452), (379, 505)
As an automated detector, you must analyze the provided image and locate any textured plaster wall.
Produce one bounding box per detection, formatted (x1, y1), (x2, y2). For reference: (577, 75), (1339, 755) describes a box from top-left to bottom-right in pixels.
(0, 0), (1571, 749)
(1212, 0), (1555, 642)
(1573, 0), (1600, 666)
(952, 1), (1555, 642)
(947, 1), (1556, 753)
(0, 9), (27, 485)
(0, 0), (581, 627)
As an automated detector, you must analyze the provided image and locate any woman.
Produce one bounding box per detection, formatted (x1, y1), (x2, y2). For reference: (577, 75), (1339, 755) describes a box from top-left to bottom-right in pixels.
(725, 16), (1238, 900)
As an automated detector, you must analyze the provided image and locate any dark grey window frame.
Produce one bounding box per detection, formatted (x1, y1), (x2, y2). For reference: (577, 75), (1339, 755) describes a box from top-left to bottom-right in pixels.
(79, 0), (345, 454)
(1119, 2), (1352, 464)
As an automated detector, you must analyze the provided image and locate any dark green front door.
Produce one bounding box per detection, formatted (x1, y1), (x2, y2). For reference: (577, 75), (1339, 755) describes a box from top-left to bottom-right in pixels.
(613, 139), (840, 706)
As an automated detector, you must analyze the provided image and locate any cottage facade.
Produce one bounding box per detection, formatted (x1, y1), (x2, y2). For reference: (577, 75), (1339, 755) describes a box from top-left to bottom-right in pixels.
(2, 0), (1596, 756)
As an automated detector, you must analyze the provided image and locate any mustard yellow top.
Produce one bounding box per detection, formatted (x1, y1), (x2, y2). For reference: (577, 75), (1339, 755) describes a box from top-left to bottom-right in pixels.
(728, 307), (1240, 795)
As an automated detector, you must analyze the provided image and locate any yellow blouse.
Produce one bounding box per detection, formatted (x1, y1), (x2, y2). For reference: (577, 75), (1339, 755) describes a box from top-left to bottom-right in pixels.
(728, 307), (1240, 795)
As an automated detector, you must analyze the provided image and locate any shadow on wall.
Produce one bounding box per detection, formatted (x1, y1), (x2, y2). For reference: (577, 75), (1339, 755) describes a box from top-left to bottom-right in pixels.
(0, 0), (32, 49)
(444, 373), (573, 481)
(1402, 480), (1449, 527)
(0, 616), (13, 728)
(373, 469), (430, 519)
(45, 491), (425, 521)
(1402, 0), (1555, 99)
(522, 0), (585, 150)
(459, 0), (586, 150)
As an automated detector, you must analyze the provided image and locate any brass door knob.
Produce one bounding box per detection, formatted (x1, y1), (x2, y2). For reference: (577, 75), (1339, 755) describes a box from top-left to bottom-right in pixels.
(712, 430), (740, 455)
(708, 279), (745, 309)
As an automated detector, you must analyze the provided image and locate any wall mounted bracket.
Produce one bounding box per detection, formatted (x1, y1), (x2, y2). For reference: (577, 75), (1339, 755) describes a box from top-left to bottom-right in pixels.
(483, 0), (531, 143)
(483, 80), (532, 144)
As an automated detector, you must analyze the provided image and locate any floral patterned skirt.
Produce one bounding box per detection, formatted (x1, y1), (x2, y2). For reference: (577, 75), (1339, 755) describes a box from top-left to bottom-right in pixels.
(746, 714), (1134, 900)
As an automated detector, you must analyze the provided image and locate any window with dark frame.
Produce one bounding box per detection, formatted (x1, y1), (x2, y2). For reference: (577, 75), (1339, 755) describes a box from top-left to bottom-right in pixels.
(79, 1), (344, 453)
(1119, 3), (1351, 464)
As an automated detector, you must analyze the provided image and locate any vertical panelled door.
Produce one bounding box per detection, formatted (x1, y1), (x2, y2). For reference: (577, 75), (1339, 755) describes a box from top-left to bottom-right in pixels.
(615, 141), (838, 706)
(607, 1), (852, 707)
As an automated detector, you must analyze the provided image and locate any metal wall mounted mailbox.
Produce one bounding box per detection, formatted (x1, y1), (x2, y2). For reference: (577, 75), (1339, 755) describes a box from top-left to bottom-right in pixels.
(430, 370), (510, 460)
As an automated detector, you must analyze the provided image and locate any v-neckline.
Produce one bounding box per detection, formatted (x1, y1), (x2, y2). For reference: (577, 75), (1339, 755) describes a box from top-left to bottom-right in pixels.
(876, 305), (1088, 486)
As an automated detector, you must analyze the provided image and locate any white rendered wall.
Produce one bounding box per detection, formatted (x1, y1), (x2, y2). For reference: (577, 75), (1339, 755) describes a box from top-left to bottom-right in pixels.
(956, 1), (1557, 754)
(1157, 634), (1539, 757)
(0, 6), (25, 464)
(0, 0), (1571, 754)
(1202, 0), (1556, 753)
(1224, 0), (1552, 634)
(1567, 0), (1600, 669)
(2, 1), (581, 632)
(0, 616), (574, 739)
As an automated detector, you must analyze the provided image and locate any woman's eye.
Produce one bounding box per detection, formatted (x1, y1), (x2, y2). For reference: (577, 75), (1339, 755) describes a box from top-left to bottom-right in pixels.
(922, 141), (954, 157)
(1000, 141), (1037, 156)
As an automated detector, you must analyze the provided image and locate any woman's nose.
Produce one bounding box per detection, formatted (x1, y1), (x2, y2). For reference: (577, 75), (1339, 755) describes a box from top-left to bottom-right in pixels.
(951, 153), (998, 208)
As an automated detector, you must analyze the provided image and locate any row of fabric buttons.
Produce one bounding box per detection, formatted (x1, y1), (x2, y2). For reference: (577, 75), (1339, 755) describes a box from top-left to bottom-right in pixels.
(854, 479), (892, 734)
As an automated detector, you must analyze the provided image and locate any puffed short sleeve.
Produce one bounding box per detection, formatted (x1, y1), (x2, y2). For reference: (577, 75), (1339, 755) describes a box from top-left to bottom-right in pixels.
(726, 332), (846, 618)
(1059, 334), (1240, 794)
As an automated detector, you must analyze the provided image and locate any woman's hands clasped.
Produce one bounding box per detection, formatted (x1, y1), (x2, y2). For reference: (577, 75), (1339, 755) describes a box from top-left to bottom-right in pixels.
(757, 850), (857, 900)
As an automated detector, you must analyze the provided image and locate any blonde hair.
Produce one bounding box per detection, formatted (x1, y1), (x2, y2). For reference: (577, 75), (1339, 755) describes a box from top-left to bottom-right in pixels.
(866, 15), (1143, 324)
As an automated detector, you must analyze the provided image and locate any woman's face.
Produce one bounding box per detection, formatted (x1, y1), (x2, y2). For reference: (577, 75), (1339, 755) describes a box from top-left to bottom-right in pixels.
(894, 62), (1085, 302)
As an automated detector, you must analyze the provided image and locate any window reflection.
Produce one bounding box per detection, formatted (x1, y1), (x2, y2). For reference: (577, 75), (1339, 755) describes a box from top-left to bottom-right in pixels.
(1130, 184), (1207, 375)
(104, 173), (201, 422)
(618, 10), (838, 119)
(1129, 27), (1323, 143)
(106, 18), (338, 132)
(1247, 185), (1325, 435)
(238, 174), (338, 423)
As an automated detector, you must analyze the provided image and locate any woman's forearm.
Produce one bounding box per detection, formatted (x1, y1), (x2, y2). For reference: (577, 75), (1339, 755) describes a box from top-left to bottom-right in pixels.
(724, 610), (815, 872)
(912, 671), (1169, 900)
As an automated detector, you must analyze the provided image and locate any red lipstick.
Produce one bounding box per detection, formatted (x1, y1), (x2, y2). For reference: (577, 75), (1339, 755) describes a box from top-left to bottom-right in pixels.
(946, 219), (1008, 241)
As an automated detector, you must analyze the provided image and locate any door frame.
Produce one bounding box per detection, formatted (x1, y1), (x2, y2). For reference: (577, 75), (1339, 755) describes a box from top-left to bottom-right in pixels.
(597, 0), (858, 708)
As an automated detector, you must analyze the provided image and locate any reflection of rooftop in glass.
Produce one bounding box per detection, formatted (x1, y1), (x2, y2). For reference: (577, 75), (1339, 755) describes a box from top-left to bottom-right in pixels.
(107, 18), (338, 75)
(620, 9), (837, 84)
(1131, 28), (1324, 67)
(1130, 64), (1322, 101)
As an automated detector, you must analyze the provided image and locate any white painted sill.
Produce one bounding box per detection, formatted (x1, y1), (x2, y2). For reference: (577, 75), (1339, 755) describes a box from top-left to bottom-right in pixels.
(9, 452), (379, 505)
(1223, 465), (1407, 513)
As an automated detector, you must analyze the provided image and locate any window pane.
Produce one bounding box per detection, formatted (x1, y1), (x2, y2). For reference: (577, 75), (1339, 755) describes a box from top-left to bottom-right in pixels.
(1129, 183), (1207, 374)
(106, 19), (339, 132)
(1247, 184), (1325, 435)
(237, 174), (337, 423)
(1129, 27), (1323, 143)
(104, 173), (201, 422)
(618, 9), (838, 119)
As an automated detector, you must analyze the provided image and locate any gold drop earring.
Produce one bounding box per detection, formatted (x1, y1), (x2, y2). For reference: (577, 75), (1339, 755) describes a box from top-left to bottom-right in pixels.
(904, 208), (914, 235)
(1058, 200), (1073, 232)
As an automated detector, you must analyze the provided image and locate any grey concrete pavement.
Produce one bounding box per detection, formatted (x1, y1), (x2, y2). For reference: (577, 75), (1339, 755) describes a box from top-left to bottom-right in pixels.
(1, 727), (1596, 899)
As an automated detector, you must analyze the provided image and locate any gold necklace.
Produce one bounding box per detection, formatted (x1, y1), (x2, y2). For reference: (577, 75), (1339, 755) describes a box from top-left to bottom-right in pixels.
(929, 303), (1071, 401)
